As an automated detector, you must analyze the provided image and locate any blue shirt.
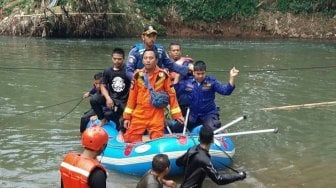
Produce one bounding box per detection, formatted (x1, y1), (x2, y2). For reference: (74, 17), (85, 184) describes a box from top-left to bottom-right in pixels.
(175, 76), (235, 121)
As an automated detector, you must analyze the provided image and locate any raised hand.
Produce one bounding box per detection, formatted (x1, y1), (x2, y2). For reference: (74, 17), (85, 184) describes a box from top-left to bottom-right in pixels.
(230, 67), (239, 77)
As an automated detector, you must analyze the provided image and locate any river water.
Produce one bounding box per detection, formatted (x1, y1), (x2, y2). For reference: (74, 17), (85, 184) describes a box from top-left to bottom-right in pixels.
(0, 36), (335, 188)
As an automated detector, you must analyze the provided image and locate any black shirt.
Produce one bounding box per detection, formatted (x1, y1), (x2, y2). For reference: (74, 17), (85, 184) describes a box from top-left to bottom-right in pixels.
(102, 64), (131, 107)
(89, 168), (107, 188)
(176, 145), (242, 188)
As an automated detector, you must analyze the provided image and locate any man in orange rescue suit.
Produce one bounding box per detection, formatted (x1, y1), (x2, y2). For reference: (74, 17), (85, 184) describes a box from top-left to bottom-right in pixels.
(60, 127), (108, 188)
(123, 49), (184, 143)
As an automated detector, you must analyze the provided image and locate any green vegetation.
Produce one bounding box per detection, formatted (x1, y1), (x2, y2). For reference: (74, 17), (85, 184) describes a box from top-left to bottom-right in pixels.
(137, 0), (336, 22)
(1, 0), (335, 20)
(58, 0), (68, 6)
(137, 0), (259, 21)
(0, 0), (34, 14)
(276, 0), (336, 14)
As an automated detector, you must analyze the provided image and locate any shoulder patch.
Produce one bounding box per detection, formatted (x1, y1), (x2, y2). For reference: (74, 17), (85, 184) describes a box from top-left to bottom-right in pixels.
(170, 86), (176, 93)
(158, 72), (165, 78)
(134, 70), (144, 80)
(159, 69), (169, 77)
(128, 56), (136, 64)
(186, 84), (194, 91)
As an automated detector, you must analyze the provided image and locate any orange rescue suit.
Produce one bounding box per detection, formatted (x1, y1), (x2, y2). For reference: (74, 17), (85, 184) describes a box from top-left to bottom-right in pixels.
(60, 152), (106, 188)
(123, 66), (182, 142)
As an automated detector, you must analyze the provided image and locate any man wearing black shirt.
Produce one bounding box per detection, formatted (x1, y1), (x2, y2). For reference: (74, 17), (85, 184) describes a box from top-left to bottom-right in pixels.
(90, 48), (131, 131)
(176, 126), (246, 188)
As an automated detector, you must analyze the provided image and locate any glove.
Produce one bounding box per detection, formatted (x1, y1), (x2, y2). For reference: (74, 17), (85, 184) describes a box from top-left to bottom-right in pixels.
(238, 171), (247, 180)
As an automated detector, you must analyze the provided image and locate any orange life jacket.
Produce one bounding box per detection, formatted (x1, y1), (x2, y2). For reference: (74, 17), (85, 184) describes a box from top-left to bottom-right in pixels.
(124, 66), (182, 120)
(60, 152), (106, 188)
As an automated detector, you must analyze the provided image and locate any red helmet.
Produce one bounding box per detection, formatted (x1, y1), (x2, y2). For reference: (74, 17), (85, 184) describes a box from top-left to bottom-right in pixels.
(81, 127), (108, 152)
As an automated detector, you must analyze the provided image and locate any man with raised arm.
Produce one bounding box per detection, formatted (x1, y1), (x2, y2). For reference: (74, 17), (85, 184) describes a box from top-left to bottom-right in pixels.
(174, 60), (239, 131)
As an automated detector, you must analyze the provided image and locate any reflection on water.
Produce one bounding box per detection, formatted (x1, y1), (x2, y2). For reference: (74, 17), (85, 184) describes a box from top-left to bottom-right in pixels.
(0, 37), (335, 187)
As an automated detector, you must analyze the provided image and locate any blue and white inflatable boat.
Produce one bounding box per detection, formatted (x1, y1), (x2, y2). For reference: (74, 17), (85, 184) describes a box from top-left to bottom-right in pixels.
(88, 120), (235, 176)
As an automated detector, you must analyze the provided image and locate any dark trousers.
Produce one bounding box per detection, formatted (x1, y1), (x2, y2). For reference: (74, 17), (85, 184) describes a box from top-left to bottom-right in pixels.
(180, 105), (189, 117)
(90, 94), (107, 120)
(188, 113), (222, 131)
(90, 93), (125, 132)
(80, 109), (96, 133)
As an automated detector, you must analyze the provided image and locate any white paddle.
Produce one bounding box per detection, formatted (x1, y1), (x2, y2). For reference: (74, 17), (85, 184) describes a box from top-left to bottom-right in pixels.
(182, 108), (190, 136)
(215, 128), (278, 137)
(214, 115), (247, 134)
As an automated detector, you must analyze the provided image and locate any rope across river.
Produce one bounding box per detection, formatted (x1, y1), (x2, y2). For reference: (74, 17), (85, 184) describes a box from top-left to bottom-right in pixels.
(1, 64), (335, 72)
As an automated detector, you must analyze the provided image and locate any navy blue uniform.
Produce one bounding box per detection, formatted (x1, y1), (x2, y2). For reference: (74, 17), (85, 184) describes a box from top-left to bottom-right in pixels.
(174, 76), (235, 130)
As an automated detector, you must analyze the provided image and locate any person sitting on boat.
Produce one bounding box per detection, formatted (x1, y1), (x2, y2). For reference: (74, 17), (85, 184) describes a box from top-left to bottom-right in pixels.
(137, 154), (176, 188)
(167, 42), (194, 85)
(80, 72), (108, 133)
(90, 48), (131, 131)
(174, 60), (239, 131)
(123, 49), (184, 143)
(60, 127), (109, 188)
(176, 126), (246, 188)
(125, 25), (193, 80)
(164, 43), (194, 132)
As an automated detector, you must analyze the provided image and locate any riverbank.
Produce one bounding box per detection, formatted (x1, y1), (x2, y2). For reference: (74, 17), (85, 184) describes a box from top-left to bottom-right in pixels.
(164, 10), (336, 39)
(0, 5), (335, 39)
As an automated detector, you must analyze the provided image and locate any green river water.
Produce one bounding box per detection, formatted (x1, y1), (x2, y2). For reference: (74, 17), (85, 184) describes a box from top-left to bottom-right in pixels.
(0, 36), (335, 188)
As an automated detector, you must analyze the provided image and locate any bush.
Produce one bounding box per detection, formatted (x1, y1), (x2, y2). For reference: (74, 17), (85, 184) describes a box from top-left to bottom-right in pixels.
(277, 0), (336, 14)
(137, 0), (336, 22)
(137, 0), (259, 22)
